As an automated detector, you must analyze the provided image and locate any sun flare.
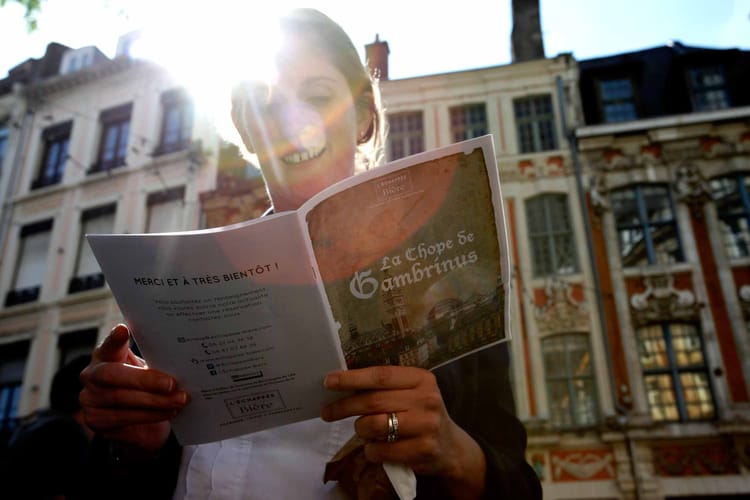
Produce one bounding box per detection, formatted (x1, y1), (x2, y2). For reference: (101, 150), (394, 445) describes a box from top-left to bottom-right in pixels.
(128, 2), (285, 141)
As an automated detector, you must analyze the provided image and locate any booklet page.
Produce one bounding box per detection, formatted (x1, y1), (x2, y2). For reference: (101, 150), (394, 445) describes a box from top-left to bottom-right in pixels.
(88, 213), (345, 444)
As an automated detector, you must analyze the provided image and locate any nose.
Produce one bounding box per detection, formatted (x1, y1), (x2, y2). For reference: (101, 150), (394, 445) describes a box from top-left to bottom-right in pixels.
(277, 101), (326, 152)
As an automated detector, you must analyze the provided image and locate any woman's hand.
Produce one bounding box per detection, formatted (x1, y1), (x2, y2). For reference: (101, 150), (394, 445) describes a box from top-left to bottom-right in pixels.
(321, 366), (486, 499)
(79, 324), (188, 452)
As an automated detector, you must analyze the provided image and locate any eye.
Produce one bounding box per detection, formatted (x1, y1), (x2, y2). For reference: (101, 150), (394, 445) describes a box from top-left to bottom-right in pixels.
(305, 94), (332, 108)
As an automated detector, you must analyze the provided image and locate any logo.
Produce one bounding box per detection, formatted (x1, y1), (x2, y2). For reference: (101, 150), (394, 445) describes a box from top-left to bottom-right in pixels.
(349, 269), (379, 299)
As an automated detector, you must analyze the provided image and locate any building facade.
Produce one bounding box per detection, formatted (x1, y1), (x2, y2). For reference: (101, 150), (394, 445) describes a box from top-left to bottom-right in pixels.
(0, 41), (219, 448)
(569, 43), (750, 499)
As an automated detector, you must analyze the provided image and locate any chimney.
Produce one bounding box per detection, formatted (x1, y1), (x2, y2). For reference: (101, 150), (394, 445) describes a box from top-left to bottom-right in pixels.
(511, 0), (545, 63)
(365, 34), (389, 81)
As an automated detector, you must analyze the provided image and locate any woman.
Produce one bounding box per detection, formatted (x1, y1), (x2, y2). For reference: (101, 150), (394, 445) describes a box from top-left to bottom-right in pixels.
(80, 9), (541, 499)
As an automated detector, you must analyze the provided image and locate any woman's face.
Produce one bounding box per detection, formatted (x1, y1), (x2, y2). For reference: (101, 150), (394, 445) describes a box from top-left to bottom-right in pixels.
(238, 35), (365, 211)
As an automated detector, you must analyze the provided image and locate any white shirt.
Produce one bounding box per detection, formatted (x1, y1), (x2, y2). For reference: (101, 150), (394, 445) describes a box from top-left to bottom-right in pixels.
(173, 417), (356, 499)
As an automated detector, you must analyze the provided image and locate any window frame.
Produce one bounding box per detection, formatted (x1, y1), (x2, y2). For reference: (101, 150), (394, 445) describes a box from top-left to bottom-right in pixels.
(610, 184), (683, 267)
(31, 121), (72, 190)
(5, 219), (53, 307)
(155, 89), (194, 156)
(688, 65), (730, 112)
(636, 322), (715, 422)
(145, 186), (185, 233)
(525, 193), (579, 277)
(0, 340), (30, 446)
(542, 333), (599, 429)
(90, 103), (132, 174)
(449, 103), (487, 143)
(68, 204), (116, 294)
(387, 111), (424, 161)
(597, 77), (638, 123)
(0, 123), (8, 173)
(710, 173), (750, 260)
(513, 94), (558, 153)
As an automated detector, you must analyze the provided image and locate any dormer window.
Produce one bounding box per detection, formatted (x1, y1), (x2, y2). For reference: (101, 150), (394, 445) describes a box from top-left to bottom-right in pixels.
(688, 66), (729, 112)
(598, 78), (637, 123)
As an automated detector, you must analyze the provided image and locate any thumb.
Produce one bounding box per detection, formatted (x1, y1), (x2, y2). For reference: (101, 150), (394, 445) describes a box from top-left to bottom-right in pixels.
(92, 324), (132, 363)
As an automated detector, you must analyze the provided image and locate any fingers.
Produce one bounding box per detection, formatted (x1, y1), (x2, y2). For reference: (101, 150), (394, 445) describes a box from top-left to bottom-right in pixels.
(81, 361), (176, 394)
(92, 324), (132, 364)
(353, 411), (439, 442)
(82, 405), (180, 431)
(324, 366), (435, 392)
(80, 383), (187, 411)
(320, 367), (446, 421)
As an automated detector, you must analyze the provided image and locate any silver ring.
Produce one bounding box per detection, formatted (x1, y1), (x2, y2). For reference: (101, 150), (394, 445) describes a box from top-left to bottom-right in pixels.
(386, 412), (399, 442)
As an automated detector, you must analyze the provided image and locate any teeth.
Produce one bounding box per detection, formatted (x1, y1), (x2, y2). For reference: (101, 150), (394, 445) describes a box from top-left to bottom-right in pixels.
(282, 146), (325, 165)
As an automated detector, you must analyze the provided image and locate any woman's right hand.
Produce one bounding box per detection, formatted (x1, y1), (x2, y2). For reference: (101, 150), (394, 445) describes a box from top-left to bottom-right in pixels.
(79, 324), (188, 453)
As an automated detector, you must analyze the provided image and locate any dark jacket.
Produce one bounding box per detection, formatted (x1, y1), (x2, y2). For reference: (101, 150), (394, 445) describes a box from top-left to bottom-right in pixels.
(419, 342), (542, 499)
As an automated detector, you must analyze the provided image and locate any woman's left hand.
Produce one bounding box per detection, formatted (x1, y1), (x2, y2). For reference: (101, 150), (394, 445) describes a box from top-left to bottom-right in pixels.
(321, 366), (486, 497)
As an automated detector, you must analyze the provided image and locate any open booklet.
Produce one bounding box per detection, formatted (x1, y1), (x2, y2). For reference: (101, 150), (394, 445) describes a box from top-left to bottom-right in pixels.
(87, 134), (510, 445)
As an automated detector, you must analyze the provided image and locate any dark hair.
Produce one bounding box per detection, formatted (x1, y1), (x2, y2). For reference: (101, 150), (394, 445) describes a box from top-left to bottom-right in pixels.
(49, 354), (90, 414)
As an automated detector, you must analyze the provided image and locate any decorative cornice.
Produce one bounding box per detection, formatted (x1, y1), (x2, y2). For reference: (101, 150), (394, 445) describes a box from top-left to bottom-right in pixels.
(534, 280), (589, 334)
(23, 57), (155, 101)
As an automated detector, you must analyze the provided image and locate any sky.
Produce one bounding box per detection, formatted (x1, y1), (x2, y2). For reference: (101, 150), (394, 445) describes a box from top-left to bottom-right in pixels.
(0, 0), (749, 82)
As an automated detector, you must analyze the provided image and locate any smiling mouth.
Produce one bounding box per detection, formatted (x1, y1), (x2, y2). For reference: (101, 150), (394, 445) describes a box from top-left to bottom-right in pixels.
(282, 146), (326, 165)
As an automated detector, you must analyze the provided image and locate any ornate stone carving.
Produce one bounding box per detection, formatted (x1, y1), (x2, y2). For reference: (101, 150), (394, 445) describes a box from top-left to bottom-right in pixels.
(638, 144), (663, 167)
(603, 148), (633, 170)
(534, 280), (589, 334)
(550, 449), (615, 481)
(652, 441), (740, 476)
(701, 136), (734, 158)
(673, 163), (712, 206)
(630, 273), (700, 326)
(589, 174), (610, 214)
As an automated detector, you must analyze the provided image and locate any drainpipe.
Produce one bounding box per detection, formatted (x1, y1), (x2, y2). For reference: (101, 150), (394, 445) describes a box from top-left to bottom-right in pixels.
(555, 74), (642, 499)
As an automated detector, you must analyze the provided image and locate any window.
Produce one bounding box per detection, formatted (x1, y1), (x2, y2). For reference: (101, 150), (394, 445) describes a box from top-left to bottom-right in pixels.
(0, 340), (29, 447)
(611, 185), (683, 267)
(155, 89), (193, 155)
(90, 103), (131, 173)
(5, 220), (53, 307)
(68, 204), (115, 294)
(711, 174), (750, 259)
(58, 329), (97, 367)
(599, 78), (637, 123)
(543, 334), (598, 428)
(514, 95), (557, 153)
(388, 111), (424, 161)
(450, 103), (487, 143)
(31, 121), (71, 190)
(146, 186), (185, 233)
(637, 323), (714, 422)
(0, 124), (8, 172)
(526, 194), (578, 276)
(689, 66), (729, 112)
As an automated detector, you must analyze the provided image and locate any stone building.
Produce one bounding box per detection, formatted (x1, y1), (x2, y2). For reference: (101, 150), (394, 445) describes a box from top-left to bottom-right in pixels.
(568, 42), (750, 499)
(0, 37), (219, 447)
